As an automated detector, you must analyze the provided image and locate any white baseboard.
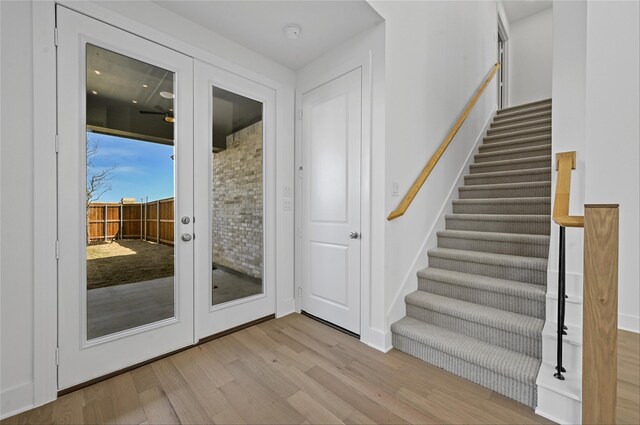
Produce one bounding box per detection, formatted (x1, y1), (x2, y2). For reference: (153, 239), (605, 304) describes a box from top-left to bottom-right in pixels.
(384, 108), (497, 331)
(276, 299), (296, 318)
(361, 326), (391, 353)
(619, 313), (640, 333)
(0, 382), (34, 420)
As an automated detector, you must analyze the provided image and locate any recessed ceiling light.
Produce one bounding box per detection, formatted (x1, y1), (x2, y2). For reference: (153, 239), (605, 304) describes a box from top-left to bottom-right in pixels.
(169, 108), (173, 112)
(284, 24), (301, 39)
(91, 90), (98, 95)
(132, 100), (138, 104)
(94, 70), (101, 75)
(142, 84), (148, 88)
(160, 91), (175, 99)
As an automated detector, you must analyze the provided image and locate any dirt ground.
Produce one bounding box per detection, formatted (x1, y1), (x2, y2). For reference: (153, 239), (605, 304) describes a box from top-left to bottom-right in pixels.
(86, 240), (174, 290)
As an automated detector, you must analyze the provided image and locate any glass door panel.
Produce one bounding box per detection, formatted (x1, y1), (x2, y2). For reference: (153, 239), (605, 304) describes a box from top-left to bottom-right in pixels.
(85, 44), (176, 339)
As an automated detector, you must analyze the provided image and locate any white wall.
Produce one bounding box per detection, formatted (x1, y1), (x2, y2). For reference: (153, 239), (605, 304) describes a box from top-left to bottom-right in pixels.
(0, 0), (297, 418)
(368, 0), (499, 347)
(1, 0), (36, 415)
(509, 8), (553, 106)
(550, 0), (639, 332)
(295, 24), (387, 348)
(584, 0), (639, 332)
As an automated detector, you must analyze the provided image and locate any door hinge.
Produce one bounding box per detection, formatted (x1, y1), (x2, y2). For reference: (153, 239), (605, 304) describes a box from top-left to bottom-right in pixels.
(297, 108), (303, 119)
(54, 28), (58, 47)
(298, 166), (303, 179)
(55, 240), (59, 260)
(55, 134), (59, 153)
(297, 287), (302, 298)
(55, 347), (59, 366)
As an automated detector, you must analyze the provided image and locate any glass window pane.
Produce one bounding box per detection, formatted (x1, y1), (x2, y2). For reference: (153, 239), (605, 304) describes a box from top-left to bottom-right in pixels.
(211, 86), (264, 305)
(85, 44), (176, 339)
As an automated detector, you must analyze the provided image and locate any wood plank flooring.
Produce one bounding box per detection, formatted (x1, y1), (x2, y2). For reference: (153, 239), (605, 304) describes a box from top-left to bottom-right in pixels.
(3, 314), (638, 424)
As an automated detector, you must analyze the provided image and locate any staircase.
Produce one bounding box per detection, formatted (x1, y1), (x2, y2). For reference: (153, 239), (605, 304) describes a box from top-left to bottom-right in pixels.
(391, 98), (552, 408)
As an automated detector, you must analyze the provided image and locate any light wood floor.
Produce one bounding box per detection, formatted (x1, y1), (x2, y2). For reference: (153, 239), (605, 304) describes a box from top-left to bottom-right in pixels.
(3, 314), (638, 424)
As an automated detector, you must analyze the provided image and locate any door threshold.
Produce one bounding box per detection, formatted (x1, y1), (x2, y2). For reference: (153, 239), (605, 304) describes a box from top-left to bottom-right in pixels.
(57, 314), (275, 396)
(300, 310), (360, 339)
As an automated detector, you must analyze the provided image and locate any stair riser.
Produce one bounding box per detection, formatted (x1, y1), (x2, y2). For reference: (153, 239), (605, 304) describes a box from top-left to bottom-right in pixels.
(437, 235), (549, 258)
(392, 334), (538, 407)
(464, 172), (551, 185)
(418, 277), (545, 318)
(459, 185), (550, 199)
(542, 336), (582, 373)
(493, 111), (551, 126)
(428, 255), (547, 285)
(406, 304), (541, 357)
(479, 138), (551, 153)
(484, 130), (551, 143)
(475, 147), (552, 163)
(452, 201), (550, 215)
(446, 217), (551, 235)
(488, 120), (552, 135)
(470, 158), (551, 173)
(536, 385), (581, 424)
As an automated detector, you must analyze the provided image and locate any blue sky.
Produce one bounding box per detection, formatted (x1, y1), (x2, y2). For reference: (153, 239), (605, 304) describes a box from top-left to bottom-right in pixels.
(87, 132), (174, 203)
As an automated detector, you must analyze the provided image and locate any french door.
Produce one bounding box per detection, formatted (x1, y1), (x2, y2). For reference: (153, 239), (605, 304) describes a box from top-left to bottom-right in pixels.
(57, 6), (275, 389)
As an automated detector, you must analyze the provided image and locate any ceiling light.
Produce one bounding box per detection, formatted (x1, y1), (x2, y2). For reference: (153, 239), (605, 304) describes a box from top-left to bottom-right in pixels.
(284, 24), (301, 39)
(91, 90), (98, 95)
(169, 108), (173, 112)
(94, 70), (101, 75)
(132, 100), (138, 104)
(160, 91), (175, 99)
(142, 84), (148, 88)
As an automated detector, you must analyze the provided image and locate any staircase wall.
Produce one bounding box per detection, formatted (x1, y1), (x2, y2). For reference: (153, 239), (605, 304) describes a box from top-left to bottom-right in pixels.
(367, 1), (501, 347)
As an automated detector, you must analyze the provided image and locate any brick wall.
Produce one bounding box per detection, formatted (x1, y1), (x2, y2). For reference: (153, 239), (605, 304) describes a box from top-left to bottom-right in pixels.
(212, 121), (263, 278)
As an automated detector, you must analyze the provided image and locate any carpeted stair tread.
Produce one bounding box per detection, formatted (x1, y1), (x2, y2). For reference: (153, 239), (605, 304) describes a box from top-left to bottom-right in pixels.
(478, 136), (552, 153)
(445, 213), (551, 236)
(496, 99), (551, 114)
(452, 197), (551, 215)
(469, 155), (551, 173)
(464, 168), (551, 185)
(436, 229), (549, 247)
(427, 247), (547, 273)
(496, 104), (551, 120)
(417, 267), (546, 302)
(391, 317), (541, 385)
(459, 181), (551, 199)
(474, 145), (551, 163)
(437, 229), (550, 258)
(405, 291), (544, 339)
(493, 110), (551, 126)
(483, 127), (551, 143)
(488, 118), (552, 135)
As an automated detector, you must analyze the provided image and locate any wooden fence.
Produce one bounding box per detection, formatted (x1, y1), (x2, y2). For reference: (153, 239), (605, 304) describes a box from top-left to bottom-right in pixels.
(87, 197), (174, 246)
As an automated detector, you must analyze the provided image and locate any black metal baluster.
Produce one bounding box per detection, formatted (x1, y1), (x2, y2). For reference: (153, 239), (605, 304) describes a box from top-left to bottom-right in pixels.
(554, 225), (566, 380)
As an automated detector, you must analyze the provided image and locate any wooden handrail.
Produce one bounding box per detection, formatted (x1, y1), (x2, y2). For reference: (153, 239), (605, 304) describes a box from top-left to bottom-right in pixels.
(387, 63), (502, 221)
(553, 151), (584, 228)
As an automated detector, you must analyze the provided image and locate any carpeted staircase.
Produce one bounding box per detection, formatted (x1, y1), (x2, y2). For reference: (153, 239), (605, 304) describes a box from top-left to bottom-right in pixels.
(391, 98), (552, 408)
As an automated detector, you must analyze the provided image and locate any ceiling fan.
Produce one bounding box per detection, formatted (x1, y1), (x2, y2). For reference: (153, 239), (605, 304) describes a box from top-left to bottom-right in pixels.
(139, 108), (175, 123)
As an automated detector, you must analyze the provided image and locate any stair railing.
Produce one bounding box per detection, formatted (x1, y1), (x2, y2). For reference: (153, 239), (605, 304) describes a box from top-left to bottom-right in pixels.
(552, 151), (584, 380)
(552, 151), (620, 424)
(387, 63), (501, 221)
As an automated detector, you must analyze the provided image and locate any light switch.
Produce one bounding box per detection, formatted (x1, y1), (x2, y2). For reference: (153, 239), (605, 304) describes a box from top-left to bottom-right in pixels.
(283, 184), (293, 197)
(392, 182), (400, 197)
(283, 198), (293, 212)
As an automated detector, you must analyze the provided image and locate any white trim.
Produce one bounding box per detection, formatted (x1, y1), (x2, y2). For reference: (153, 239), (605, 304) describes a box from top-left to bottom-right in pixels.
(32, 0), (58, 409)
(0, 383), (34, 420)
(619, 313), (640, 334)
(383, 108), (497, 348)
(295, 52), (373, 342)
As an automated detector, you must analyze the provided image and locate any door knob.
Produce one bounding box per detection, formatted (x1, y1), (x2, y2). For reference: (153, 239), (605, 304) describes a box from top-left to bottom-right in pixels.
(349, 231), (359, 240)
(181, 216), (190, 224)
(181, 233), (192, 242)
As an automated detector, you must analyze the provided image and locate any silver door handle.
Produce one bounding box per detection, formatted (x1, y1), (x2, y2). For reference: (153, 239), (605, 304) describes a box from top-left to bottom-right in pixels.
(181, 216), (191, 224)
(181, 233), (192, 242)
(349, 231), (359, 240)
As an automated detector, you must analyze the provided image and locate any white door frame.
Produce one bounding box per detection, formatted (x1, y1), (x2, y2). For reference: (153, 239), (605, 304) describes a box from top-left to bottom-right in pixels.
(193, 59), (277, 338)
(497, 13), (510, 108)
(31, 0), (295, 410)
(294, 53), (373, 342)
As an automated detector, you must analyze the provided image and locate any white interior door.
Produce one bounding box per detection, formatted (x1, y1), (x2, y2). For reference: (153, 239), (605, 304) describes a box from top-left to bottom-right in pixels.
(193, 60), (276, 338)
(301, 68), (362, 335)
(57, 6), (194, 389)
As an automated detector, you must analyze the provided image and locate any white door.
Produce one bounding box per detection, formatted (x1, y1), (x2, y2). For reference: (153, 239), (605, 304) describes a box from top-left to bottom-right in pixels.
(57, 7), (194, 388)
(301, 68), (362, 335)
(193, 60), (276, 338)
